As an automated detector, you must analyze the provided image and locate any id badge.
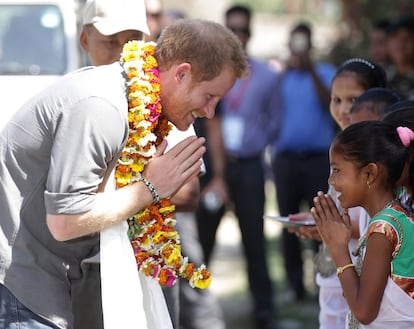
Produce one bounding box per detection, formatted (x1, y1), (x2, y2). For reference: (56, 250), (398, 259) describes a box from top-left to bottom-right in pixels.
(222, 116), (244, 151)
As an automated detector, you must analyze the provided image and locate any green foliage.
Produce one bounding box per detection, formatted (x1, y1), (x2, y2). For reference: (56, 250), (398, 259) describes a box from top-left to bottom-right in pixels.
(326, 0), (414, 65)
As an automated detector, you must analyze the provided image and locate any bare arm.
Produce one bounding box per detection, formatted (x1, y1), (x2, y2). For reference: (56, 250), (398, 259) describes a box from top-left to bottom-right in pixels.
(47, 136), (206, 241)
(291, 54), (331, 109)
(201, 117), (229, 202)
(308, 63), (331, 109)
(338, 234), (391, 324)
(312, 192), (391, 324)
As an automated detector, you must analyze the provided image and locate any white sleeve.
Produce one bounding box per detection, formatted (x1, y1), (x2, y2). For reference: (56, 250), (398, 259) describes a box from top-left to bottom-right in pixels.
(165, 124), (206, 175)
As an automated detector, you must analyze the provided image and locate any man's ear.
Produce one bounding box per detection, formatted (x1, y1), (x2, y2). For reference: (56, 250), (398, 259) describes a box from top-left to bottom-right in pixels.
(174, 63), (191, 83)
(79, 29), (89, 52)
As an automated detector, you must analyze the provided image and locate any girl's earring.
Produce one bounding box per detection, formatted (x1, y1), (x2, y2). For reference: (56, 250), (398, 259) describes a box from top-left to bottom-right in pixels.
(367, 181), (371, 189)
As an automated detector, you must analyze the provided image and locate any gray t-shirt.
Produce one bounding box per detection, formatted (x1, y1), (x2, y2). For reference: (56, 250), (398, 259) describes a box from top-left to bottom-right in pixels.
(0, 62), (129, 328)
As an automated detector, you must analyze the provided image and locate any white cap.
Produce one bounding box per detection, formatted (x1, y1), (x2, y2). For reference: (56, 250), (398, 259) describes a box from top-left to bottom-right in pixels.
(82, 0), (150, 36)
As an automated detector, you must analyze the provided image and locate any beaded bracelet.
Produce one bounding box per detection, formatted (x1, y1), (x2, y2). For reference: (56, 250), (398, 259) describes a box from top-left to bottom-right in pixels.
(139, 176), (160, 204)
(336, 263), (355, 276)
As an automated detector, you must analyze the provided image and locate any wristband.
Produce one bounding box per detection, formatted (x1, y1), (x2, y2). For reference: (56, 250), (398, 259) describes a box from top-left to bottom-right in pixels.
(336, 263), (355, 276)
(139, 176), (160, 204)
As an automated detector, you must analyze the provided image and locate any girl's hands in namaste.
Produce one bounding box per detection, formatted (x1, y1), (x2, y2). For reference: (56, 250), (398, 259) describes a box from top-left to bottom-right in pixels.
(311, 191), (352, 251)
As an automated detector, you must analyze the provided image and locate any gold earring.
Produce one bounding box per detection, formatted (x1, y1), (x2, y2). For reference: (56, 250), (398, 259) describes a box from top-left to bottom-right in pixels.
(367, 181), (371, 188)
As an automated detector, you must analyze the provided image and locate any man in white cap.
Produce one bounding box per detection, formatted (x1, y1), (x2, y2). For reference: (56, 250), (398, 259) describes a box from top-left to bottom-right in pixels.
(80, 0), (149, 65)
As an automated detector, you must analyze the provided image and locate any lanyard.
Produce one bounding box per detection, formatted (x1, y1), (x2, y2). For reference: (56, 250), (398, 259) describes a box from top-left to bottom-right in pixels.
(226, 60), (252, 112)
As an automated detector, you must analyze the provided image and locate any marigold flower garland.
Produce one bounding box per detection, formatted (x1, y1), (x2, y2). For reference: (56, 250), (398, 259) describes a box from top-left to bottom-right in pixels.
(115, 40), (211, 289)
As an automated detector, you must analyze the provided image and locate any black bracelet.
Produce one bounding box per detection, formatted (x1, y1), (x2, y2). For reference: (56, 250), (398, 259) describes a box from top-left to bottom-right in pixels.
(139, 176), (160, 204)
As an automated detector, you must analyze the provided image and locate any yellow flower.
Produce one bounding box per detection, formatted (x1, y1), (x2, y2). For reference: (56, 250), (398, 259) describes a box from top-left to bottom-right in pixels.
(153, 231), (178, 244)
(114, 171), (132, 186)
(192, 275), (212, 289)
(190, 265), (212, 289)
(161, 243), (181, 264)
(131, 160), (145, 173)
(159, 204), (175, 214)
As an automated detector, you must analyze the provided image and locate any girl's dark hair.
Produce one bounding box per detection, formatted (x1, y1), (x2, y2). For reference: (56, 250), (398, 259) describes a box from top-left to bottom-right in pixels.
(383, 100), (414, 119)
(332, 121), (408, 190)
(350, 87), (401, 118)
(333, 58), (388, 90)
(382, 103), (414, 202)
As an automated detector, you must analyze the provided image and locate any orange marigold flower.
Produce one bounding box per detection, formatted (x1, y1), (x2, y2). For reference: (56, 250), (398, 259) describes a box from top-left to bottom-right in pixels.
(116, 164), (130, 174)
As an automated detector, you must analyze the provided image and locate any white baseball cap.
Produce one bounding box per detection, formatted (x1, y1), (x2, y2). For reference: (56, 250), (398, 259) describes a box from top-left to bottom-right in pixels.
(82, 0), (150, 36)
